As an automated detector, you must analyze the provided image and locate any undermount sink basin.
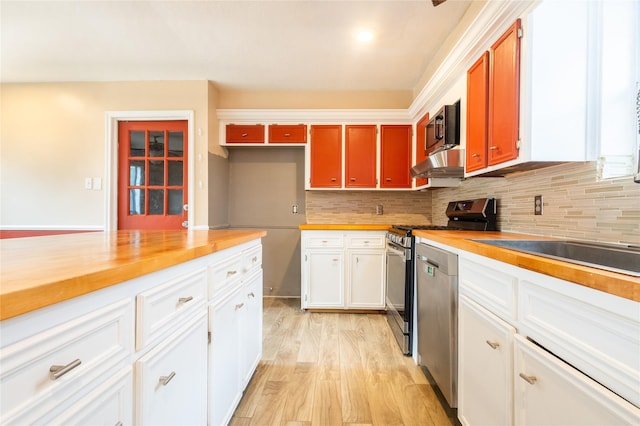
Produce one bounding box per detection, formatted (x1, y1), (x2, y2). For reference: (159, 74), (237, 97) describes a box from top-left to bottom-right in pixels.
(471, 239), (640, 277)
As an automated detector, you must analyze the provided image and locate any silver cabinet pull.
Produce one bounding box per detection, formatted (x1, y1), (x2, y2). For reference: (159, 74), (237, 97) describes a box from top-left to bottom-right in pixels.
(235, 303), (245, 310)
(489, 146), (498, 150)
(284, 133), (291, 137)
(385, 177), (392, 181)
(49, 358), (81, 380)
(178, 296), (193, 304)
(247, 292), (255, 298)
(350, 177), (356, 181)
(486, 340), (500, 349)
(159, 371), (176, 386)
(252, 256), (258, 263)
(519, 372), (537, 385)
(241, 132), (248, 137)
(471, 153), (480, 158)
(115, 422), (123, 426)
(227, 270), (237, 277)
(330, 177), (337, 181)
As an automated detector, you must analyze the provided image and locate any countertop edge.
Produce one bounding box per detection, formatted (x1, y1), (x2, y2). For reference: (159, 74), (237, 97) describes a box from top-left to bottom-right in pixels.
(413, 230), (639, 302)
(299, 224), (391, 230)
(0, 230), (267, 321)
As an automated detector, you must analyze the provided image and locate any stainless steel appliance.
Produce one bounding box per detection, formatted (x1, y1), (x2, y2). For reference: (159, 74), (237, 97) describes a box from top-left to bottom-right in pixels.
(385, 198), (497, 356)
(411, 100), (464, 179)
(416, 242), (458, 408)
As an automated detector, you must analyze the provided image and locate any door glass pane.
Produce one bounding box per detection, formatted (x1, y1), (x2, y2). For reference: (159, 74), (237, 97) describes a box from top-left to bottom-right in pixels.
(168, 190), (183, 215)
(149, 131), (165, 157)
(129, 189), (145, 215)
(168, 160), (183, 186)
(129, 160), (145, 186)
(149, 190), (164, 215)
(168, 131), (184, 157)
(149, 160), (164, 186)
(130, 131), (145, 157)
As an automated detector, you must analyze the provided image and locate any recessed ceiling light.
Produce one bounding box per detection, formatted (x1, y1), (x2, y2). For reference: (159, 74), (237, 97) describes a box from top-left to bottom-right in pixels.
(356, 30), (374, 42)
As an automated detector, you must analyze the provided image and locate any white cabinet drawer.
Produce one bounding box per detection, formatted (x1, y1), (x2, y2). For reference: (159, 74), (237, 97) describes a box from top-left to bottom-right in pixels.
(135, 312), (208, 426)
(50, 366), (133, 426)
(304, 234), (345, 248)
(347, 234), (385, 248)
(243, 245), (262, 275)
(0, 299), (133, 425)
(136, 268), (207, 351)
(459, 256), (518, 324)
(208, 251), (244, 297)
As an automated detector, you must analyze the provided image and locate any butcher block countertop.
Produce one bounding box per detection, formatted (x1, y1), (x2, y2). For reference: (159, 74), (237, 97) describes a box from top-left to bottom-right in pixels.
(299, 224), (390, 231)
(414, 230), (640, 303)
(0, 229), (266, 320)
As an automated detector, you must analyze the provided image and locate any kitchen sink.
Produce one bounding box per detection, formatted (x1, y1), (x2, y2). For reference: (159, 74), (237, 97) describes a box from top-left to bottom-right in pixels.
(470, 239), (640, 277)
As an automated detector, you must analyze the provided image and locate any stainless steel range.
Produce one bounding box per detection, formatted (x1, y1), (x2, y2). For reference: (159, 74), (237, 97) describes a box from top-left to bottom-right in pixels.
(385, 198), (497, 356)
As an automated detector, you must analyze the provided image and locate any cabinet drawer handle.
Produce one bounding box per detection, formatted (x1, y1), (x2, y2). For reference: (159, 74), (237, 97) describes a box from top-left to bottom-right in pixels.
(322, 240), (328, 243)
(471, 153), (480, 158)
(178, 296), (193, 304)
(227, 270), (238, 277)
(350, 177), (356, 181)
(241, 132), (248, 137)
(486, 340), (500, 349)
(519, 372), (537, 385)
(332, 258), (339, 262)
(489, 146), (498, 150)
(385, 178), (392, 181)
(235, 302), (245, 310)
(330, 177), (337, 182)
(252, 256), (258, 263)
(248, 292), (255, 298)
(115, 422), (123, 426)
(284, 133), (291, 137)
(159, 371), (176, 386)
(49, 358), (82, 380)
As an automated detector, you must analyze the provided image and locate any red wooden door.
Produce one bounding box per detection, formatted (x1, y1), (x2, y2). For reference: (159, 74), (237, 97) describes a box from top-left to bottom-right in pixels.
(414, 112), (430, 186)
(380, 125), (412, 188)
(118, 120), (188, 230)
(488, 19), (521, 166)
(345, 125), (377, 188)
(310, 125), (342, 188)
(466, 52), (490, 172)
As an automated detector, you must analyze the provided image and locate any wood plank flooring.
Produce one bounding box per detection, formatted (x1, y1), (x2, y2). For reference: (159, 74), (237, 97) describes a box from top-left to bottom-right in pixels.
(230, 297), (454, 426)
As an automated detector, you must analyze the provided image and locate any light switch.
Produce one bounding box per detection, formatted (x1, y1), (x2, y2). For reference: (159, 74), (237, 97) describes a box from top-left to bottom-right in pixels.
(84, 177), (92, 189)
(92, 177), (102, 190)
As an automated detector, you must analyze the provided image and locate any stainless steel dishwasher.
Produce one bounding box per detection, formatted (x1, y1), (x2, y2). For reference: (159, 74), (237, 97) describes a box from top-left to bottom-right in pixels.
(416, 241), (458, 409)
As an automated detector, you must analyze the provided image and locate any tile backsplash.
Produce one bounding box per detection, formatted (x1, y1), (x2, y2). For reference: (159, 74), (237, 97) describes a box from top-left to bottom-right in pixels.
(305, 162), (640, 245)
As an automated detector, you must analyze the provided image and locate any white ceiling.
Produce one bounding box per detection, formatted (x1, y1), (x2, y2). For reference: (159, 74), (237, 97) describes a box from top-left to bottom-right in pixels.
(1, 0), (472, 91)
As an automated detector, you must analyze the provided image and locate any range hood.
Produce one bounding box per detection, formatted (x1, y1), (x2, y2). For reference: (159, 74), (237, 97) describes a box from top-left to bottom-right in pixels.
(411, 147), (465, 178)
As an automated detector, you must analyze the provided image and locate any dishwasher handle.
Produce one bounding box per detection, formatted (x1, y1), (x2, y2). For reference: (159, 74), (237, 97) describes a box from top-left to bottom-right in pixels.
(418, 255), (440, 269)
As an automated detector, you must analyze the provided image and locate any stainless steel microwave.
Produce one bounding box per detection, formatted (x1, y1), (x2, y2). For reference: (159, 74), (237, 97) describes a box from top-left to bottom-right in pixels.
(424, 100), (460, 154)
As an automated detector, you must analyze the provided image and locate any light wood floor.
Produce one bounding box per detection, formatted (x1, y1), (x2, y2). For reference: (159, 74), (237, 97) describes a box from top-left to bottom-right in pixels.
(230, 297), (454, 426)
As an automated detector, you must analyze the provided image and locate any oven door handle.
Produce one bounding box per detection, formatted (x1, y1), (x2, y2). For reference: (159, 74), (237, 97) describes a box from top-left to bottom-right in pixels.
(386, 244), (408, 262)
(418, 255), (439, 269)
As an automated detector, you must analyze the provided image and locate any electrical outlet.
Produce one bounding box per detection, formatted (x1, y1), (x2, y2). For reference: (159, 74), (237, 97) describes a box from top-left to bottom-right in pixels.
(84, 177), (92, 190)
(534, 195), (543, 215)
(376, 205), (383, 215)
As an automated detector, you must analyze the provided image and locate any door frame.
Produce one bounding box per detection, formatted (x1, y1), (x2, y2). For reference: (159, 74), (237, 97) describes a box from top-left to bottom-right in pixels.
(105, 110), (195, 231)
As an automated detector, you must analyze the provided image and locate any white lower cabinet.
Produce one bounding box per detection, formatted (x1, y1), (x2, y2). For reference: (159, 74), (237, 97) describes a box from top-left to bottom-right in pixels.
(208, 243), (264, 426)
(514, 334), (639, 425)
(0, 238), (264, 426)
(51, 366), (133, 426)
(302, 230), (386, 310)
(458, 295), (515, 426)
(135, 312), (208, 426)
(456, 251), (640, 426)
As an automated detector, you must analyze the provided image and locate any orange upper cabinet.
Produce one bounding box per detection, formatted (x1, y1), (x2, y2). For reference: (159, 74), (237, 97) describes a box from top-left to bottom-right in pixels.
(225, 124), (265, 144)
(380, 125), (412, 188)
(268, 124), (307, 144)
(414, 112), (430, 187)
(310, 125), (342, 188)
(345, 125), (377, 188)
(466, 52), (490, 173)
(488, 19), (521, 166)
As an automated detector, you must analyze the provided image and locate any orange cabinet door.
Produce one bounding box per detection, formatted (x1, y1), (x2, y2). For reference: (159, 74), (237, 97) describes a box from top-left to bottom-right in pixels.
(268, 124), (307, 143)
(310, 125), (342, 188)
(345, 125), (377, 188)
(380, 125), (412, 188)
(414, 112), (430, 187)
(466, 52), (490, 173)
(488, 19), (521, 166)
(226, 124), (265, 144)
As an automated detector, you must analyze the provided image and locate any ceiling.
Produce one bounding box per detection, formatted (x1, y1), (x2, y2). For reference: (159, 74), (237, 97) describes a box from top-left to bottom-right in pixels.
(1, 0), (472, 92)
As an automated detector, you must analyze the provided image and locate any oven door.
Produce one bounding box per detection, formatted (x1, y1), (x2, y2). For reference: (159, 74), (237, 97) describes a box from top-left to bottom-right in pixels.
(385, 241), (411, 354)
